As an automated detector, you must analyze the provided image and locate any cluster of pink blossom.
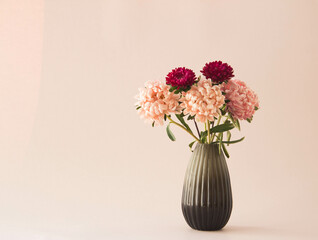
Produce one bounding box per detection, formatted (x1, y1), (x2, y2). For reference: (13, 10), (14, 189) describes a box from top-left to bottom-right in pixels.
(222, 79), (259, 120)
(136, 61), (259, 126)
(180, 78), (224, 123)
(136, 80), (182, 125)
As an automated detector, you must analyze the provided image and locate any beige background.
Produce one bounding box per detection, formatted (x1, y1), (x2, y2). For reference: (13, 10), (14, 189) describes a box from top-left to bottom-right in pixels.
(1, 0), (318, 239)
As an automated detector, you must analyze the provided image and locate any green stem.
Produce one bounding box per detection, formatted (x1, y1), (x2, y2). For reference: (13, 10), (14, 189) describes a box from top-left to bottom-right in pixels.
(211, 116), (222, 142)
(167, 116), (200, 142)
(207, 120), (211, 144)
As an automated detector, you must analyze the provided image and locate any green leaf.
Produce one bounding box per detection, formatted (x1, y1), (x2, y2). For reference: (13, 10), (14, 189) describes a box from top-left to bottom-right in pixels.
(166, 123), (176, 141)
(220, 104), (227, 115)
(247, 118), (252, 123)
(228, 115), (234, 124)
(211, 122), (234, 133)
(200, 131), (207, 143)
(221, 143), (230, 158)
(183, 86), (191, 92)
(175, 114), (191, 132)
(152, 121), (155, 127)
(164, 114), (167, 121)
(136, 106), (141, 110)
(220, 136), (245, 144)
(189, 141), (196, 152)
(237, 119), (241, 131)
(226, 131), (231, 146)
(255, 106), (259, 111)
(187, 115), (195, 120)
(169, 86), (177, 92)
(225, 99), (230, 103)
(228, 113), (240, 131)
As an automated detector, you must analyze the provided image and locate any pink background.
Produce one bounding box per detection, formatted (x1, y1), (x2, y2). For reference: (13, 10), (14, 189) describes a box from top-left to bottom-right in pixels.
(1, 0), (318, 239)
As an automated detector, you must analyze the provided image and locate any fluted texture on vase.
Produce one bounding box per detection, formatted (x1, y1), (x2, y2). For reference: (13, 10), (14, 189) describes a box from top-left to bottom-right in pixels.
(181, 143), (232, 231)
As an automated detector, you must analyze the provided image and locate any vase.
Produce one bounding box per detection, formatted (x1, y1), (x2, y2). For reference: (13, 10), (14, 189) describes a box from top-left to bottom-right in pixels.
(181, 143), (233, 231)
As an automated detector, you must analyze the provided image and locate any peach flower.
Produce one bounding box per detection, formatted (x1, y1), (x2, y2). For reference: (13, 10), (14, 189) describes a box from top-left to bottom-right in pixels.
(222, 79), (259, 120)
(136, 80), (182, 125)
(180, 78), (225, 123)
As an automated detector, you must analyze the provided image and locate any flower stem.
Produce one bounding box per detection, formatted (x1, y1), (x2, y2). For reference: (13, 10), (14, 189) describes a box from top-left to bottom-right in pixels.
(211, 115), (222, 142)
(167, 116), (200, 142)
(193, 119), (201, 138)
(207, 120), (211, 144)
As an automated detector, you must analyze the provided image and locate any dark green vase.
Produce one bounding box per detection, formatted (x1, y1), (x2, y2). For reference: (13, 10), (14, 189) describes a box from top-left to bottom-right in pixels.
(181, 143), (233, 231)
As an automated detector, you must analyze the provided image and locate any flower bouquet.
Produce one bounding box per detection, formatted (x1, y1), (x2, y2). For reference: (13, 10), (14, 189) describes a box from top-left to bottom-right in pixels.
(135, 61), (259, 230)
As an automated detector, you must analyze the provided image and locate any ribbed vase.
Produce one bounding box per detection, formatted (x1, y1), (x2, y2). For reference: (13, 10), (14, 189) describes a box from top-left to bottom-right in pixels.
(181, 143), (232, 231)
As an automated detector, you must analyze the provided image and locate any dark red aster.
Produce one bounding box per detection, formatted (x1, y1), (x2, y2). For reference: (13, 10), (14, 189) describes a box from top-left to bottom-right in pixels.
(201, 61), (234, 83)
(166, 67), (196, 89)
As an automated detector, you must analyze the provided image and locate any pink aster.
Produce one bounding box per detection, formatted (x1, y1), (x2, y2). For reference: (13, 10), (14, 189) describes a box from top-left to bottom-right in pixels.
(222, 79), (259, 120)
(136, 80), (182, 125)
(166, 67), (196, 89)
(180, 78), (225, 123)
(201, 61), (234, 84)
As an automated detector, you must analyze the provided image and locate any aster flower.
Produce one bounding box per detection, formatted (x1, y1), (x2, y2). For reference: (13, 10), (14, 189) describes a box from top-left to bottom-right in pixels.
(136, 80), (182, 125)
(166, 67), (196, 90)
(180, 78), (225, 123)
(201, 61), (234, 84)
(222, 79), (259, 120)
(135, 61), (261, 153)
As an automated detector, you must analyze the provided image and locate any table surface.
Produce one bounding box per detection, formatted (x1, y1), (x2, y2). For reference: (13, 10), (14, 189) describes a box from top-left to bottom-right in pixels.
(1, 215), (317, 240)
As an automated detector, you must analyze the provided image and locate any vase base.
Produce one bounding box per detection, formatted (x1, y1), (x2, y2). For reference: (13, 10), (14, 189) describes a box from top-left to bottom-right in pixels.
(182, 205), (231, 231)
